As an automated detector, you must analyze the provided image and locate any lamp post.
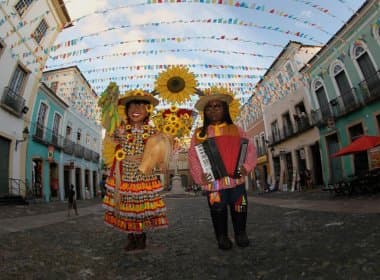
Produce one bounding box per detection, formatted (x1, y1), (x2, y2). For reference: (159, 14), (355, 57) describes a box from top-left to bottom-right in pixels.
(15, 126), (29, 151)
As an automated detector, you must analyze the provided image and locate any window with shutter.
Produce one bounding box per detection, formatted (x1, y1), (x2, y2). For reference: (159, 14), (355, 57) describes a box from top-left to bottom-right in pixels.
(32, 19), (49, 44)
(14, 0), (35, 16)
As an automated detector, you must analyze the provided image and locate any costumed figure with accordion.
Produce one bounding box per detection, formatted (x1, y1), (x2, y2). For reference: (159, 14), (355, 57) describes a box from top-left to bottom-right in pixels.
(99, 84), (171, 252)
(188, 89), (257, 250)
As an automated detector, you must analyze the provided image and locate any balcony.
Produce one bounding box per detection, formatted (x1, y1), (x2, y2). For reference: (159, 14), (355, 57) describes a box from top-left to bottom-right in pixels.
(0, 87), (27, 117)
(31, 122), (64, 149)
(339, 88), (361, 113)
(28, 122), (99, 160)
(74, 144), (84, 158)
(294, 114), (311, 133)
(311, 91), (362, 127)
(91, 151), (100, 163)
(282, 124), (294, 138)
(267, 130), (282, 146)
(360, 70), (380, 104)
(63, 139), (74, 155)
(84, 147), (92, 161)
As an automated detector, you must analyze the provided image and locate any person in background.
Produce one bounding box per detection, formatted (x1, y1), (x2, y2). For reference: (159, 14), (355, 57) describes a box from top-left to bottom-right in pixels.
(99, 175), (107, 198)
(305, 169), (312, 190)
(188, 89), (257, 250)
(68, 184), (78, 216)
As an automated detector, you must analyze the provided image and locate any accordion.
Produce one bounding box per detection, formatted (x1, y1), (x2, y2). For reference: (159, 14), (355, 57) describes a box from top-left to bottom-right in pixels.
(195, 136), (249, 181)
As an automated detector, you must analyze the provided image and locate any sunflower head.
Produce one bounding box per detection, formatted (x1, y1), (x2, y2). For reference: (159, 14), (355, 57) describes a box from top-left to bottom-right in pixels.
(168, 114), (179, 123)
(169, 105), (178, 113)
(153, 107), (194, 138)
(154, 66), (197, 104)
(115, 148), (126, 161)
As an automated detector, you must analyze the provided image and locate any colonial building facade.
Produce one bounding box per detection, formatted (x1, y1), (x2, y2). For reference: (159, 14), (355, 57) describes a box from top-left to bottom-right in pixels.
(37, 66), (102, 201)
(238, 96), (267, 191)
(244, 41), (322, 191)
(302, 0), (380, 186)
(0, 0), (71, 197)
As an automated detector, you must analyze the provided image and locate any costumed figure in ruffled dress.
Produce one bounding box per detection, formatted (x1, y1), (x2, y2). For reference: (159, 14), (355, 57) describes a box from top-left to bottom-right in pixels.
(99, 84), (171, 251)
(188, 89), (257, 250)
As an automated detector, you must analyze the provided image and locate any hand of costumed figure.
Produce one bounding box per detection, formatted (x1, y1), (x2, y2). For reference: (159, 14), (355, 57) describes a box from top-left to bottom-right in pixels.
(98, 82), (121, 135)
(138, 133), (173, 174)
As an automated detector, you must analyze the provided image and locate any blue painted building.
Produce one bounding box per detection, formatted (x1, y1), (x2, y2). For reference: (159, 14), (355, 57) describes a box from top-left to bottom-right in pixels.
(26, 82), (68, 201)
(26, 71), (102, 202)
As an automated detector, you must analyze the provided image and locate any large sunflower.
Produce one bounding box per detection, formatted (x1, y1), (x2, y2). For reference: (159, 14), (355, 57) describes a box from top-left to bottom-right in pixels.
(154, 66), (197, 104)
(203, 86), (240, 121)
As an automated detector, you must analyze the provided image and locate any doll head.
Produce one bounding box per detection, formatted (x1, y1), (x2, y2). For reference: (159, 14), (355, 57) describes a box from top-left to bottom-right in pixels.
(119, 89), (158, 125)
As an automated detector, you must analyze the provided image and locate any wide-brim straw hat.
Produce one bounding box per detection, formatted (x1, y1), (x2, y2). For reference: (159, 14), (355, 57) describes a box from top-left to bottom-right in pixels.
(195, 93), (233, 111)
(119, 90), (159, 107)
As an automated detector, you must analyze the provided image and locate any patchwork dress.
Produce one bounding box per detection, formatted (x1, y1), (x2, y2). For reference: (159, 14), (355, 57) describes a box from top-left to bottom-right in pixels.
(103, 125), (168, 233)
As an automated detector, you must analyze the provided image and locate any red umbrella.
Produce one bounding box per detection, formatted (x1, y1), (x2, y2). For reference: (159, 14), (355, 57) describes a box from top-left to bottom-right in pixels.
(332, 135), (380, 157)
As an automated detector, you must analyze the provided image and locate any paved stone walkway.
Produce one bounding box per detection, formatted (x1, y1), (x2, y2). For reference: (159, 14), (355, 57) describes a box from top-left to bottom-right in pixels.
(0, 191), (379, 279)
(252, 196), (380, 213)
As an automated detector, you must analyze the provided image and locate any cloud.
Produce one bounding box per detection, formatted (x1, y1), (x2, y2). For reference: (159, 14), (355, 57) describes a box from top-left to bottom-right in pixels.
(65, 0), (109, 19)
(49, 0), (366, 103)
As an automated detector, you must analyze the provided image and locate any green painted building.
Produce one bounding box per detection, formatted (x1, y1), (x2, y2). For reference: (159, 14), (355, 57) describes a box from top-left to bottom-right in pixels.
(302, 0), (380, 186)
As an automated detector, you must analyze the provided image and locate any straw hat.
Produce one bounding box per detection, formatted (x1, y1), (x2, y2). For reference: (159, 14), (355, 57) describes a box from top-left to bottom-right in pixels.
(118, 89), (159, 107)
(194, 92), (233, 111)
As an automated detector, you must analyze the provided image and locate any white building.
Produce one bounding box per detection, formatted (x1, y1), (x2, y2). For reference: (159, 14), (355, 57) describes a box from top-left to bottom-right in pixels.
(260, 41), (322, 191)
(0, 0), (71, 196)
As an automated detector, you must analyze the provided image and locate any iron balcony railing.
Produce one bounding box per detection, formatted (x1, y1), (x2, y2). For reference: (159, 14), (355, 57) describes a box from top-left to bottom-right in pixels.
(91, 151), (100, 163)
(0, 87), (26, 117)
(74, 143), (84, 157)
(310, 90), (361, 127)
(337, 88), (361, 114)
(63, 138), (75, 155)
(30, 122), (65, 149)
(294, 114), (311, 133)
(268, 115), (315, 145)
(29, 122), (100, 161)
(360, 70), (380, 104)
(282, 124), (294, 138)
(84, 147), (92, 161)
(267, 129), (282, 146)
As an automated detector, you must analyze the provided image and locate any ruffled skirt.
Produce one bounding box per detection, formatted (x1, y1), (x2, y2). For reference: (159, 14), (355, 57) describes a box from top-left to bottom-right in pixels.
(103, 177), (168, 233)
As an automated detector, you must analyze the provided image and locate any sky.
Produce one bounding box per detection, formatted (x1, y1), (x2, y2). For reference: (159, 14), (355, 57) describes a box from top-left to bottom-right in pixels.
(45, 0), (367, 109)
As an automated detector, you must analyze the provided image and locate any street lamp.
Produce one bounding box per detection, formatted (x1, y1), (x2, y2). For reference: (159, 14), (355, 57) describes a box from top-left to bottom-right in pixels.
(15, 126), (29, 151)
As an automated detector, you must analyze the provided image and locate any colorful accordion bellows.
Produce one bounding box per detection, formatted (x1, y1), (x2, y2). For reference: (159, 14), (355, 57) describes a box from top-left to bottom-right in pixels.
(196, 136), (248, 179)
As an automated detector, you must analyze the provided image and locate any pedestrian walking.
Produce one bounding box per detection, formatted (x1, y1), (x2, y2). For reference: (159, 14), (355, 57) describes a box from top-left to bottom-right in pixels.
(99, 175), (107, 198)
(101, 89), (169, 252)
(188, 88), (257, 250)
(67, 184), (78, 216)
(305, 169), (312, 190)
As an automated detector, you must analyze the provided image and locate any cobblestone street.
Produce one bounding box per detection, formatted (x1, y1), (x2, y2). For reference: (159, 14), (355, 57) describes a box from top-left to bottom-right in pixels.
(1, 191), (380, 279)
